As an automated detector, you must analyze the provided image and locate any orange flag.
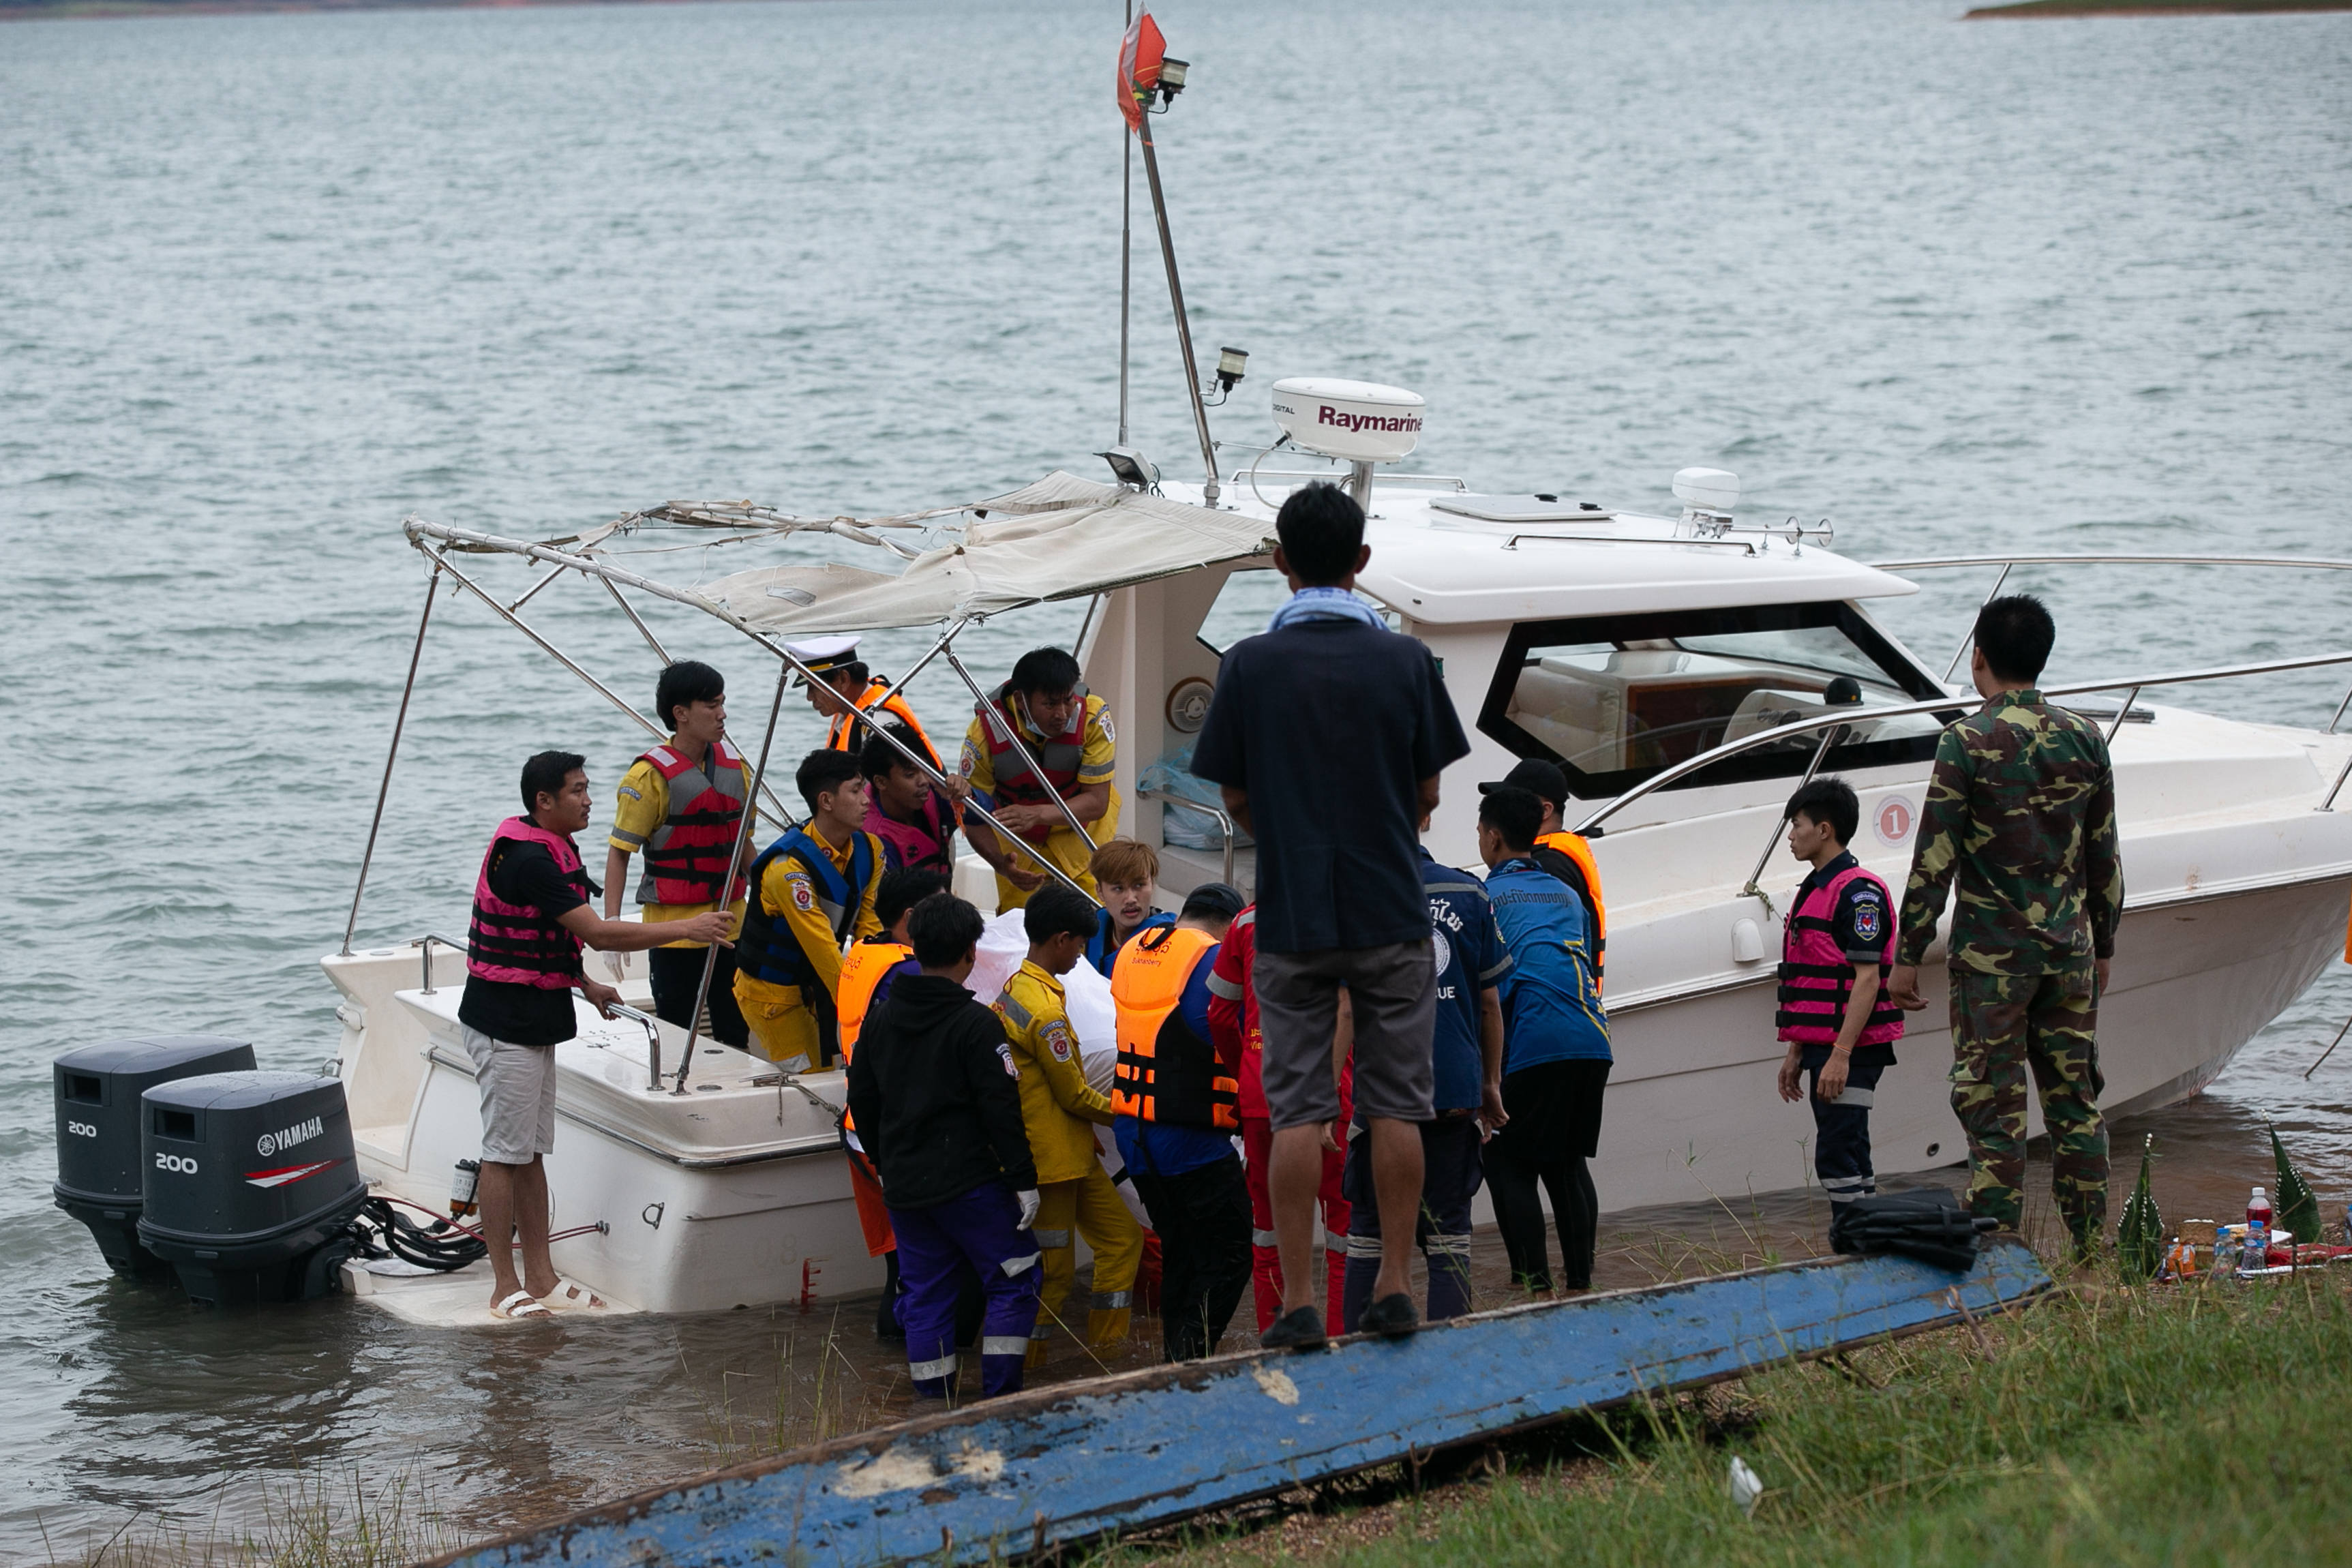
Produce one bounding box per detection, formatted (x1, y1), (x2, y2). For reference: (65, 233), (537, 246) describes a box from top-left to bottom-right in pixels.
(1117, 13), (1166, 132)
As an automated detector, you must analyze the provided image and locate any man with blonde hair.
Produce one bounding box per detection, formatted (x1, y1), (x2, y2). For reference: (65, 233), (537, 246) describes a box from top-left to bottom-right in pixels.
(1087, 838), (1175, 976)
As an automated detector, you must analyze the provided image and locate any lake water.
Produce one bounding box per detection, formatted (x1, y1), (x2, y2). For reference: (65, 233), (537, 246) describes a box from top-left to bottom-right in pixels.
(4, 0), (2351, 1552)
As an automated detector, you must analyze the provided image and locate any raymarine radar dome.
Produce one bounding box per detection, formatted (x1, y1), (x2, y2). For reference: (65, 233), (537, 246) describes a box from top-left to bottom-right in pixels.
(1270, 378), (1426, 465)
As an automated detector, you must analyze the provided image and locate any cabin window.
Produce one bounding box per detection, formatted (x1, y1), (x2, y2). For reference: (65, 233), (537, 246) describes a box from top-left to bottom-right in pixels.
(1477, 602), (1953, 798)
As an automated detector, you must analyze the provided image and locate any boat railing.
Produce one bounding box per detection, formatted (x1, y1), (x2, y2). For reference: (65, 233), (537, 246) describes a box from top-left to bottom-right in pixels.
(1870, 553), (2352, 721)
(1136, 787), (1237, 886)
(600, 1003), (669, 1091)
(412, 932), (470, 994)
(1571, 647), (2352, 889)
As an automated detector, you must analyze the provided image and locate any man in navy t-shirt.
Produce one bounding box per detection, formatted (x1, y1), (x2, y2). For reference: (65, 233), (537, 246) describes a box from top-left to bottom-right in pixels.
(1192, 483), (1472, 1348)
(1338, 829), (1510, 1330)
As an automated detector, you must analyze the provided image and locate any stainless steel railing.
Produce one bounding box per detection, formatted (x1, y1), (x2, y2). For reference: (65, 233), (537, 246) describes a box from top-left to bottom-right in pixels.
(1138, 787), (1238, 887)
(1869, 553), (2352, 720)
(1571, 644), (2352, 843)
(412, 932), (471, 994)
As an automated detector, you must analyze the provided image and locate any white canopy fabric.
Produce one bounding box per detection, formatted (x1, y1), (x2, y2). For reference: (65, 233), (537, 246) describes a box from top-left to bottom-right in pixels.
(693, 473), (1273, 635)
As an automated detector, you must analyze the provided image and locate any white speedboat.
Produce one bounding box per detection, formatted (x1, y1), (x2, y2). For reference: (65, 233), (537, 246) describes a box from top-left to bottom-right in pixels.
(327, 407), (2352, 1317)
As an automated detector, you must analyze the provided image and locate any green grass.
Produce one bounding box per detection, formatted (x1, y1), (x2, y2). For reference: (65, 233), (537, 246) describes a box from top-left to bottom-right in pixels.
(1126, 1273), (2352, 1566)
(40, 1467), (464, 1568)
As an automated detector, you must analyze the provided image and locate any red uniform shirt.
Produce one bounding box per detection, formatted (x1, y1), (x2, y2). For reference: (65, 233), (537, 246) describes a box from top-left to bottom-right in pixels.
(1208, 905), (1352, 1124)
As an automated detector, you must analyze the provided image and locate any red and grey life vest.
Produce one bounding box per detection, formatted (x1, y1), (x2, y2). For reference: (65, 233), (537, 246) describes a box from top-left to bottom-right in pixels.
(466, 818), (592, 989)
(1111, 926), (1238, 1130)
(635, 741), (747, 907)
(1776, 864), (1905, 1047)
(976, 682), (1089, 843)
(738, 828), (881, 992)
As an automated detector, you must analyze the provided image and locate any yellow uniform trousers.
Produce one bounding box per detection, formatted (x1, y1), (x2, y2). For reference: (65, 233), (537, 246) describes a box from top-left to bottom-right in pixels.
(734, 979), (830, 1072)
(993, 791), (1121, 912)
(1027, 1162), (1145, 1366)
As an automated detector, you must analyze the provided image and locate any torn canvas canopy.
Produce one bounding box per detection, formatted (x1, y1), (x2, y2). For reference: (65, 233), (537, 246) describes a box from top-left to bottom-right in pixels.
(693, 473), (1273, 635)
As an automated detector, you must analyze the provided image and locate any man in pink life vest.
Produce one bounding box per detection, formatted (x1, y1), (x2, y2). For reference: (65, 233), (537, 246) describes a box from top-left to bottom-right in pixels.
(1773, 777), (1905, 1224)
(461, 751), (735, 1319)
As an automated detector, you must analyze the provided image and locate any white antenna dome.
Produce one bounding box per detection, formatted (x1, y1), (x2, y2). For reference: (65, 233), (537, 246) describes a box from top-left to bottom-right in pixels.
(1270, 378), (1425, 465)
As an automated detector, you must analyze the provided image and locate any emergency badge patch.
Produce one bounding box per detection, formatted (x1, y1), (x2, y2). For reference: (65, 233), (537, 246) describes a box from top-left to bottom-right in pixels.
(1042, 1022), (1076, 1063)
(1852, 898), (1884, 944)
(788, 877), (816, 912)
(996, 1041), (1020, 1078)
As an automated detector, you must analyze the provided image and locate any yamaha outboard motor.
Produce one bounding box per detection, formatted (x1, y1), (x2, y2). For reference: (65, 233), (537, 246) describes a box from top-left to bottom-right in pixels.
(54, 1036), (257, 1276)
(138, 1071), (367, 1306)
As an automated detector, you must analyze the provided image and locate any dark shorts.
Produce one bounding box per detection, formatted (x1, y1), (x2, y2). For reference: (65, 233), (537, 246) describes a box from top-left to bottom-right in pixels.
(1490, 1058), (1610, 1166)
(1343, 1113), (1484, 1240)
(1254, 940), (1436, 1130)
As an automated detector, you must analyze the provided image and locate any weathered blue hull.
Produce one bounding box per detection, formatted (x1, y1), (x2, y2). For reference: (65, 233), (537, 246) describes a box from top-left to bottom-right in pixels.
(437, 1239), (2051, 1567)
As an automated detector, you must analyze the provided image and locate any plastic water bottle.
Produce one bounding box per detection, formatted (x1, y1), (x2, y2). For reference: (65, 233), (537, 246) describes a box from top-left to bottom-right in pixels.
(2243, 1185), (2271, 1273)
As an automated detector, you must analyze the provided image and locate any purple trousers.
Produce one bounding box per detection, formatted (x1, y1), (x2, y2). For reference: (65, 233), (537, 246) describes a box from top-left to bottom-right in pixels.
(888, 1183), (1042, 1399)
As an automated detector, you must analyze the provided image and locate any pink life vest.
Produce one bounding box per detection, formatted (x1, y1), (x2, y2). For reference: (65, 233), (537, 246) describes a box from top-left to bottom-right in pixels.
(466, 817), (592, 989)
(863, 789), (954, 873)
(1775, 864), (1904, 1047)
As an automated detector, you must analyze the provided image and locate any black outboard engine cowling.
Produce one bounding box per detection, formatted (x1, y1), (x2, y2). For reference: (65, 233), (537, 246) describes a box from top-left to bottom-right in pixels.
(55, 1036), (258, 1276)
(138, 1071), (367, 1306)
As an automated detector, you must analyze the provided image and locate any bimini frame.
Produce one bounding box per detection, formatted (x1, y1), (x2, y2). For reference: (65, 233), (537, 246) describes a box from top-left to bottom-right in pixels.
(342, 515), (1120, 1088)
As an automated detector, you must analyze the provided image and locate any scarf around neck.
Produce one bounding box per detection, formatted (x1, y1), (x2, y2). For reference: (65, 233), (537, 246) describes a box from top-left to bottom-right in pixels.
(1267, 586), (1388, 633)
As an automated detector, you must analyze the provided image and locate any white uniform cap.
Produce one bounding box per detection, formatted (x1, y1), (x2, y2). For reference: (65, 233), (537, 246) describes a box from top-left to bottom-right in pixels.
(784, 634), (862, 680)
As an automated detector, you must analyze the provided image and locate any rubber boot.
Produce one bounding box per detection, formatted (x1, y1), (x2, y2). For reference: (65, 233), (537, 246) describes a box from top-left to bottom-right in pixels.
(1086, 1306), (1132, 1351)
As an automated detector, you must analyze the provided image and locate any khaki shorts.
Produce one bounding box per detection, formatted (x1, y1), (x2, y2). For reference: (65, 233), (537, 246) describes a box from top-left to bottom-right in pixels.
(462, 1025), (558, 1165)
(1255, 939), (1436, 1130)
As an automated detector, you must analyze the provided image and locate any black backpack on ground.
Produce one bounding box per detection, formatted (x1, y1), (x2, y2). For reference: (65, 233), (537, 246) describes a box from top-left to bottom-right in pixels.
(1829, 1188), (1998, 1273)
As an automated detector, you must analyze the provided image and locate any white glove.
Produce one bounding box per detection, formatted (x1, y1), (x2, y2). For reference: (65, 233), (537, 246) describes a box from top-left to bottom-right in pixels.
(603, 951), (627, 982)
(1014, 1188), (1041, 1231)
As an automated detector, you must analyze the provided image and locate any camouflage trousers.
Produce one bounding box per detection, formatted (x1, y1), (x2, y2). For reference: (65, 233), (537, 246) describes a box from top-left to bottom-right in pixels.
(1948, 962), (2109, 1247)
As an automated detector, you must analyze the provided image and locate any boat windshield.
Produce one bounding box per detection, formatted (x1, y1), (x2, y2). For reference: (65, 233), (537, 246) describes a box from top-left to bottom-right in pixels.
(1477, 601), (1955, 798)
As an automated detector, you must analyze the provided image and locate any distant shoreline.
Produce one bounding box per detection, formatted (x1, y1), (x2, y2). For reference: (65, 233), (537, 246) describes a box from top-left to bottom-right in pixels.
(1965, 0), (2350, 16)
(0, 0), (768, 20)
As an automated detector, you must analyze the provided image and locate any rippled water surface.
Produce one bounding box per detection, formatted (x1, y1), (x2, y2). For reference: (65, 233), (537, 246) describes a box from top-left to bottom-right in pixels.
(5, 0), (2351, 1550)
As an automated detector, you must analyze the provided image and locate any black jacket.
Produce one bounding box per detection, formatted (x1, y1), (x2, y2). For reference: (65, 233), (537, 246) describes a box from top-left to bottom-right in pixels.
(844, 972), (1038, 1209)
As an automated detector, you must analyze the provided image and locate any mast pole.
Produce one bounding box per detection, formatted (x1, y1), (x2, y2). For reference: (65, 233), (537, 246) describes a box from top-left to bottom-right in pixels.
(341, 562), (440, 956)
(1117, 0), (1133, 448)
(1134, 112), (1221, 508)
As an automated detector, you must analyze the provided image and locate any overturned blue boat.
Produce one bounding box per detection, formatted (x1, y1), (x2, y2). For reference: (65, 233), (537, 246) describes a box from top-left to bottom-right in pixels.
(436, 1239), (2051, 1567)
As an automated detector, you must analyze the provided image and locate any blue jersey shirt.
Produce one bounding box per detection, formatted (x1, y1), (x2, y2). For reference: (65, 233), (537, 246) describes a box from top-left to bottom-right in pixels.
(1114, 940), (1236, 1176)
(1421, 848), (1513, 1112)
(1485, 858), (1612, 1071)
(1087, 908), (1177, 978)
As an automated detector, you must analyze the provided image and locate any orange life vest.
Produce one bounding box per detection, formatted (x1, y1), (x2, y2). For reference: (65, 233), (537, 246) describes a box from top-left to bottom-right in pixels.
(829, 682), (942, 774)
(836, 939), (913, 1055)
(1537, 828), (1608, 992)
(1111, 926), (1237, 1130)
(834, 939), (913, 1141)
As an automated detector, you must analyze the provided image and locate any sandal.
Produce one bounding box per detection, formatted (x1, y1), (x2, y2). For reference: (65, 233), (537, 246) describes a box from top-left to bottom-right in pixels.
(552, 1279), (607, 1310)
(494, 1290), (552, 1320)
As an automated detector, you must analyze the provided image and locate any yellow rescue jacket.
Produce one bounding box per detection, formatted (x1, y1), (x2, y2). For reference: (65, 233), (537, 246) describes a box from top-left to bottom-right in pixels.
(993, 960), (1115, 1186)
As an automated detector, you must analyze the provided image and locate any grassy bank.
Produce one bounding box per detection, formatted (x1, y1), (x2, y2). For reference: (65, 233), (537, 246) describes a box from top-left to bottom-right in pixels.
(1119, 1271), (2352, 1566)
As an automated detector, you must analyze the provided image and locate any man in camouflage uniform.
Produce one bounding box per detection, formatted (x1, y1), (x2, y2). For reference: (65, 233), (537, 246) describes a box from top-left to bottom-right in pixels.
(1889, 594), (2122, 1255)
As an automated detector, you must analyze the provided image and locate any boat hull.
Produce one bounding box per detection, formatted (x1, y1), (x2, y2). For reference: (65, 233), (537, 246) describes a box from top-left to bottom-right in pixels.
(1596, 873), (2350, 1215)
